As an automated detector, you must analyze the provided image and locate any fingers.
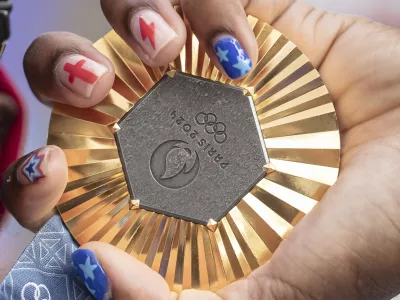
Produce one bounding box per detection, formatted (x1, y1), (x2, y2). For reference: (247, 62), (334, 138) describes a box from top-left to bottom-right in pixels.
(243, 0), (357, 84)
(242, 0), (355, 69)
(100, 0), (186, 67)
(24, 32), (115, 108)
(181, 0), (257, 79)
(243, 139), (400, 299)
(72, 243), (223, 299)
(72, 242), (171, 300)
(1, 146), (67, 231)
(245, 0), (400, 136)
(180, 290), (222, 300)
(100, 0), (257, 79)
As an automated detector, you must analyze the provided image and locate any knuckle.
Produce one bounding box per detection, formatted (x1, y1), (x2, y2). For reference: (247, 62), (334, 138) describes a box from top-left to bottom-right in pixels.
(181, 0), (244, 38)
(248, 272), (315, 300)
(24, 34), (51, 71)
(245, 237), (328, 300)
(23, 32), (83, 92)
(24, 32), (83, 71)
(23, 33), (58, 87)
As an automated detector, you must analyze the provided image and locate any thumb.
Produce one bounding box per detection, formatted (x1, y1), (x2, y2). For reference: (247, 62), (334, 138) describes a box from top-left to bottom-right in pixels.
(72, 242), (172, 300)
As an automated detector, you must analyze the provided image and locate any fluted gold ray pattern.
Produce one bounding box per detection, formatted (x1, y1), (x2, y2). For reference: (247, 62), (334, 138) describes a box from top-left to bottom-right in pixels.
(48, 15), (340, 292)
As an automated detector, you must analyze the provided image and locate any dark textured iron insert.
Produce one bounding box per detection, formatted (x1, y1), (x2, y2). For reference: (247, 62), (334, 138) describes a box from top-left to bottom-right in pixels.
(115, 71), (268, 225)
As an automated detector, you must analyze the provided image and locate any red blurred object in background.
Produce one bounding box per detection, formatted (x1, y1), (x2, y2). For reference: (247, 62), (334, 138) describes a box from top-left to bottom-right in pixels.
(0, 66), (25, 220)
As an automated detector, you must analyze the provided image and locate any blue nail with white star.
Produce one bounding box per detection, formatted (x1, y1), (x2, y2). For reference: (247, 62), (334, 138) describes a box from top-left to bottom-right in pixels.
(214, 36), (252, 79)
(72, 249), (110, 300)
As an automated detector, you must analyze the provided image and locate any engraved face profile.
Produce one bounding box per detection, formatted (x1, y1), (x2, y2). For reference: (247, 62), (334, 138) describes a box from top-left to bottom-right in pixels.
(150, 140), (200, 189)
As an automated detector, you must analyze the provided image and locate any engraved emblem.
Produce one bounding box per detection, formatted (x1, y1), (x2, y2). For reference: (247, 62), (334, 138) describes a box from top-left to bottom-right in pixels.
(195, 112), (228, 143)
(114, 72), (267, 224)
(150, 140), (200, 189)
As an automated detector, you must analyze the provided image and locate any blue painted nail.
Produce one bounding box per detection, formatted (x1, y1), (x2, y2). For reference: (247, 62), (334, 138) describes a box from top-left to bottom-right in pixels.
(214, 36), (252, 79)
(72, 249), (110, 300)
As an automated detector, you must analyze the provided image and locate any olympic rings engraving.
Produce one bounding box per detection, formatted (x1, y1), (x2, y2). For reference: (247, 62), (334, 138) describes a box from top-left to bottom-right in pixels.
(195, 113), (227, 144)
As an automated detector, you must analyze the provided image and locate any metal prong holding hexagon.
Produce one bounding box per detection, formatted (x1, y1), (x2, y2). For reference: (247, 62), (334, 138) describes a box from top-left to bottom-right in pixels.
(207, 219), (218, 232)
(246, 87), (269, 164)
(264, 163), (276, 174)
(109, 123), (121, 133)
(129, 199), (140, 210)
(166, 70), (177, 78)
(242, 87), (255, 97)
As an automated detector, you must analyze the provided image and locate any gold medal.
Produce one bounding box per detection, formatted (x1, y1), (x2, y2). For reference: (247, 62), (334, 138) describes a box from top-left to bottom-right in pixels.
(48, 15), (340, 293)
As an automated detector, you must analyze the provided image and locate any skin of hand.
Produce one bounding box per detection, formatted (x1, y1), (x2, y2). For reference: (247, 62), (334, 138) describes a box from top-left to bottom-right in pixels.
(1, 0), (400, 299)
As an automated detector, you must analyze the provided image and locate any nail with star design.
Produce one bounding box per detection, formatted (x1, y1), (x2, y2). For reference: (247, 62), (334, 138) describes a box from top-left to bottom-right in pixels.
(130, 9), (177, 59)
(16, 146), (56, 185)
(55, 54), (109, 98)
(72, 249), (110, 300)
(213, 35), (253, 79)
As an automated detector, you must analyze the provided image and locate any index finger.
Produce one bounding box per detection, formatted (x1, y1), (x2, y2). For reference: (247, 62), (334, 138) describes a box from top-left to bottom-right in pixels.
(24, 32), (115, 108)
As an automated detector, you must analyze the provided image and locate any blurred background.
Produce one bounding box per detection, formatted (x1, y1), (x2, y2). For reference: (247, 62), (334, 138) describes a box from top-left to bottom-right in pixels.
(1, 0), (400, 286)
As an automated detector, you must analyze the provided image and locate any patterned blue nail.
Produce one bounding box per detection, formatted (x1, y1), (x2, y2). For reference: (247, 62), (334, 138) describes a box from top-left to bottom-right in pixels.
(72, 249), (110, 300)
(214, 36), (252, 79)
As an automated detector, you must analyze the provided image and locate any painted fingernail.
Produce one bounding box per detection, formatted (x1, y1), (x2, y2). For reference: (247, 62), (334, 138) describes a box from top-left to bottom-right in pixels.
(130, 9), (177, 59)
(214, 35), (252, 79)
(56, 54), (108, 98)
(16, 146), (55, 185)
(72, 249), (110, 300)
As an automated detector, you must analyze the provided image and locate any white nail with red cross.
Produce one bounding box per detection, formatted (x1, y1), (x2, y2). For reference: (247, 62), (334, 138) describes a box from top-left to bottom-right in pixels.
(56, 54), (108, 98)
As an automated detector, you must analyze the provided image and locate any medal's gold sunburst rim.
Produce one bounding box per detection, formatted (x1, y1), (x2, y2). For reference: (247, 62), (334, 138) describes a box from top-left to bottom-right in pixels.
(48, 15), (340, 293)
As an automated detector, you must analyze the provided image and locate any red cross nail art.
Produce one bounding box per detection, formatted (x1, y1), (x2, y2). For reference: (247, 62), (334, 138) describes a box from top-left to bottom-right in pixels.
(64, 59), (100, 84)
(56, 55), (108, 98)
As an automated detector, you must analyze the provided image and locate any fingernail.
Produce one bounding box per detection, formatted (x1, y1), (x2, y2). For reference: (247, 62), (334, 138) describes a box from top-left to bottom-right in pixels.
(56, 54), (108, 98)
(214, 35), (252, 79)
(72, 249), (110, 300)
(16, 146), (55, 185)
(130, 9), (177, 59)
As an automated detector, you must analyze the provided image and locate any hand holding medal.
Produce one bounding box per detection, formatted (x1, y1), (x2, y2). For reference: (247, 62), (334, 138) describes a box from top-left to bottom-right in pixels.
(2, 0), (400, 299)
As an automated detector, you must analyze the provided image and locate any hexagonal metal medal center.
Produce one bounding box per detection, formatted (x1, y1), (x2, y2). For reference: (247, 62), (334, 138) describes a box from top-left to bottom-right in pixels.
(114, 71), (268, 225)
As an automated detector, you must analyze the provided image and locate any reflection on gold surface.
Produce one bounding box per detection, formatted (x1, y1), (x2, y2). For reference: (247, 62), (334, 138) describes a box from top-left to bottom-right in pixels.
(49, 14), (341, 292)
